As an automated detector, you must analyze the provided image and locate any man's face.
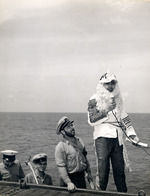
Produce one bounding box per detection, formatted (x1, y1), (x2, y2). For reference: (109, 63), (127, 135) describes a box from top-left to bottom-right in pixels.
(64, 123), (75, 137)
(35, 158), (47, 172)
(3, 159), (14, 167)
(103, 80), (117, 92)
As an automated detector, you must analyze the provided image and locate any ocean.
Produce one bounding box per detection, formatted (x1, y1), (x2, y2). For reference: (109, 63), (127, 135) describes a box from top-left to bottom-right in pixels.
(0, 112), (150, 195)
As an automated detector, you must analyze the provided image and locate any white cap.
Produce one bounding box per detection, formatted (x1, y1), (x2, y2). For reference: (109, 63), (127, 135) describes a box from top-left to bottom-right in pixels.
(32, 153), (47, 164)
(1, 150), (18, 156)
(99, 70), (117, 83)
(56, 116), (74, 135)
(1, 150), (18, 162)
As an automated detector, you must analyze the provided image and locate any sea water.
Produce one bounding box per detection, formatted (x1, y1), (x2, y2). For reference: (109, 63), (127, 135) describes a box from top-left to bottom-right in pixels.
(0, 112), (150, 194)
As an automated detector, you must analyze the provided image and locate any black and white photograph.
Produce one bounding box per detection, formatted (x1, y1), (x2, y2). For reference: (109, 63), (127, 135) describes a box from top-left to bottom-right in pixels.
(0, 0), (150, 195)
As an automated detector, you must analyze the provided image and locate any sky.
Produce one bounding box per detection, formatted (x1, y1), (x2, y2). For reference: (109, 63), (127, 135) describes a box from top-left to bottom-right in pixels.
(0, 0), (150, 113)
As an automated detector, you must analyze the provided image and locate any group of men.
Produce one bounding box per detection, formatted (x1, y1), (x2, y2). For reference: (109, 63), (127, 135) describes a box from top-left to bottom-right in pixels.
(0, 150), (53, 185)
(0, 71), (140, 193)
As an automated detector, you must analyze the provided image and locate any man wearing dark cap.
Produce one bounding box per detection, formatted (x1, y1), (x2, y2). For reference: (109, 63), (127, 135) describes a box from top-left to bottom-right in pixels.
(55, 116), (93, 192)
(25, 153), (53, 185)
(0, 150), (25, 182)
(87, 70), (139, 192)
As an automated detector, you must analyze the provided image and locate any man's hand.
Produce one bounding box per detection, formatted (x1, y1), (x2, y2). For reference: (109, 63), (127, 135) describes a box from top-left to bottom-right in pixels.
(105, 99), (116, 113)
(67, 182), (76, 192)
(86, 172), (93, 182)
(86, 172), (95, 189)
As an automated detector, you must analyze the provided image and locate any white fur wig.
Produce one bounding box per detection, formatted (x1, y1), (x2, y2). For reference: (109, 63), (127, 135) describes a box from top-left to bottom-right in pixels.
(96, 81), (124, 119)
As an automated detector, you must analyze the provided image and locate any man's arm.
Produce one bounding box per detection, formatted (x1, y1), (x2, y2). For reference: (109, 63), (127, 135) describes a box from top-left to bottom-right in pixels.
(88, 99), (108, 126)
(19, 163), (25, 179)
(15, 160), (25, 179)
(55, 143), (76, 192)
(82, 147), (94, 186)
(55, 144), (71, 184)
(121, 113), (139, 142)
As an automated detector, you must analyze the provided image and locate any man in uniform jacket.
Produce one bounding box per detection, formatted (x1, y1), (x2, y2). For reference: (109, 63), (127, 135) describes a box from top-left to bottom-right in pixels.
(0, 150), (25, 182)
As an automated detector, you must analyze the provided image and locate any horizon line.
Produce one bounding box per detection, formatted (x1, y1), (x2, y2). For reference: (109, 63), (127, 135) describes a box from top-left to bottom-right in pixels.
(0, 111), (150, 114)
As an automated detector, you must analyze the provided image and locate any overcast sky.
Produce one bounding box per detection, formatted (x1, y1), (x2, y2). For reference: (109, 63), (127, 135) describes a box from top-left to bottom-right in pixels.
(0, 0), (150, 113)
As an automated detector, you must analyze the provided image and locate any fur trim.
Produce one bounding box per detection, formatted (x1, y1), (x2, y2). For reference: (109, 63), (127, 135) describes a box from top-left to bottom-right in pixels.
(96, 82), (124, 119)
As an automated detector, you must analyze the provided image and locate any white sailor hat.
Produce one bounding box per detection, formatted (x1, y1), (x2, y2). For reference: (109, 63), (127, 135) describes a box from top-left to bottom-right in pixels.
(99, 70), (117, 83)
(56, 116), (74, 135)
(1, 150), (18, 162)
(32, 153), (47, 164)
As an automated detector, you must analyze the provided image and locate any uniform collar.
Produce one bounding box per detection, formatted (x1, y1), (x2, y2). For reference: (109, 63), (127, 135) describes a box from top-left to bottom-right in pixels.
(35, 170), (46, 180)
(62, 136), (79, 144)
(3, 162), (15, 169)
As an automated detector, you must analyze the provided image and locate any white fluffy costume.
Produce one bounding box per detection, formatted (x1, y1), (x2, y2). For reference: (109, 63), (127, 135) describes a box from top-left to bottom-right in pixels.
(88, 71), (138, 172)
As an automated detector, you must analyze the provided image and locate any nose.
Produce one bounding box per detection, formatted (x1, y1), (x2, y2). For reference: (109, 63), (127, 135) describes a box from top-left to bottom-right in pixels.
(39, 162), (47, 166)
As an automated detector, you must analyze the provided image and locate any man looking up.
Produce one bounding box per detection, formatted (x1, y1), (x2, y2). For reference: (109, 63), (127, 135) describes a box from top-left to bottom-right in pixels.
(55, 116), (93, 192)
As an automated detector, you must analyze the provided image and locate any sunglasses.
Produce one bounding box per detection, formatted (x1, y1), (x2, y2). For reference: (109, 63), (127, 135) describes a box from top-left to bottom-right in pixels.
(104, 80), (116, 85)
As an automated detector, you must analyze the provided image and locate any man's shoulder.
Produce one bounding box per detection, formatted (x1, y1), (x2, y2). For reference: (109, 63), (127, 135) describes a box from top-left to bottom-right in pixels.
(44, 173), (53, 185)
(89, 94), (97, 100)
(0, 162), (4, 167)
(75, 136), (83, 143)
(13, 160), (22, 167)
(88, 94), (97, 109)
(45, 173), (52, 179)
(56, 140), (66, 146)
(55, 141), (66, 150)
(25, 172), (33, 178)
(75, 137), (85, 147)
(0, 163), (4, 170)
(25, 172), (34, 182)
(14, 159), (20, 164)
(26, 172), (32, 176)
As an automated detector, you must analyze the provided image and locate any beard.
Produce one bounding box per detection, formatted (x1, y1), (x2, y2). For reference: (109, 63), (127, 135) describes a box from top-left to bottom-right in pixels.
(96, 82), (124, 118)
(64, 128), (75, 137)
